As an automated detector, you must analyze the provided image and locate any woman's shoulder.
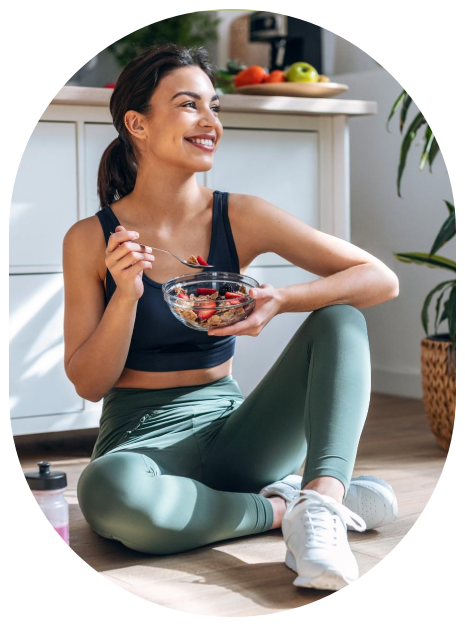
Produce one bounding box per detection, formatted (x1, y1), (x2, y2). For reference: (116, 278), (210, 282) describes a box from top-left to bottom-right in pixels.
(63, 215), (107, 281)
(64, 214), (106, 248)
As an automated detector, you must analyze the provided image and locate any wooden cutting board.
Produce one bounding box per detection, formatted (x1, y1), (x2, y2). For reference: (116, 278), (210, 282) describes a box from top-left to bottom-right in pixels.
(234, 82), (349, 98)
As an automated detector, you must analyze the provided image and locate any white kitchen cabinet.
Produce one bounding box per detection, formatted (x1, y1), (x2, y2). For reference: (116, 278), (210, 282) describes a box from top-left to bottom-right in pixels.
(9, 88), (375, 435)
(209, 128), (319, 267)
(9, 274), (84, 419)
(10, 121), (79, 272)
(84, 123), (118, 217)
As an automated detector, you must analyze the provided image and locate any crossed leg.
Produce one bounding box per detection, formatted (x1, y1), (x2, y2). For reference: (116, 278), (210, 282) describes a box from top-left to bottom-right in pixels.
(200, 304), (371, 498)
(77, 305), (371, 555)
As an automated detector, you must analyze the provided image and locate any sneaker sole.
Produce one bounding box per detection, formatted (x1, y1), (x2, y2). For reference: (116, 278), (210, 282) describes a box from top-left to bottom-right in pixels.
(285, 549), (355, 591)
(344, 477), (398, 530)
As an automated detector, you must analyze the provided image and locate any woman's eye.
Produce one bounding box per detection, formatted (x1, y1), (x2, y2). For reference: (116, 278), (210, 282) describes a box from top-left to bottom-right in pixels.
(182, 102), (221, 113)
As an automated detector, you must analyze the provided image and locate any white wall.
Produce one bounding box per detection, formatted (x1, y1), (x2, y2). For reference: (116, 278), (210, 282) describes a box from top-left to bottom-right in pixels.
(330, 70), (454, 399)
(322, 29), (381, 75)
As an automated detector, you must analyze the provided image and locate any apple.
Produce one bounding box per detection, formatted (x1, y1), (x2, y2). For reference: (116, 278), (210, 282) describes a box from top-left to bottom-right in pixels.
(285, 62), (319, 83)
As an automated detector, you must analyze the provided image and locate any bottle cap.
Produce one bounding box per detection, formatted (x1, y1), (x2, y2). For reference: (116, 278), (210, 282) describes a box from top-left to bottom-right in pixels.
(24, 461), (67, 491)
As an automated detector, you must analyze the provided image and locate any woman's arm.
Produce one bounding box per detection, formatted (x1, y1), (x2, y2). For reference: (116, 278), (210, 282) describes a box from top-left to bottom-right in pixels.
(239, 195), (399, 312)
(63, 219), (139, 402)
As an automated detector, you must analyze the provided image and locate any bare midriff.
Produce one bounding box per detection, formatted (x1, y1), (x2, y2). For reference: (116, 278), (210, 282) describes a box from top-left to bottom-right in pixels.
(112, 357), (234, 389)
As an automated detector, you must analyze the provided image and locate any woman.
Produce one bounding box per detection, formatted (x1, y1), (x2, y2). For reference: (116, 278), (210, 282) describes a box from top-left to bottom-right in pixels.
(66, 44), (399, 591)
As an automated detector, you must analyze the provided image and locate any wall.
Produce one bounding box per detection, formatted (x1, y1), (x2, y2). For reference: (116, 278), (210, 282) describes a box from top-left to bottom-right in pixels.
(334, 67), (454, 398)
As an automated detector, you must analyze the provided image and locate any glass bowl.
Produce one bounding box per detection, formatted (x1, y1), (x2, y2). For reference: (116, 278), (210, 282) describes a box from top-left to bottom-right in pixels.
(162, 271), (259, 332)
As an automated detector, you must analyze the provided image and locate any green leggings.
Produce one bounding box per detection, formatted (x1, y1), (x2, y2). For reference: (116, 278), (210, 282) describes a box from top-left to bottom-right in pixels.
(77, 304), (371, 555)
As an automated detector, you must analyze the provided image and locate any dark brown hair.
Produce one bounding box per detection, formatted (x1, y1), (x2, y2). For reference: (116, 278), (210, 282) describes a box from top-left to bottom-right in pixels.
(97, 43), (216, 208)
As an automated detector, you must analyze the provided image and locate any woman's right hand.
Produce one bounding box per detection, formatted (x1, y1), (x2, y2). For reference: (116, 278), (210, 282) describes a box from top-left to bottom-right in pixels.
(105, 225), (156, 302)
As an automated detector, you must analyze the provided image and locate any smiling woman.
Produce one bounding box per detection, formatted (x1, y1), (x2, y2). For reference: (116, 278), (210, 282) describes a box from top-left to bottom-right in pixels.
(65, 44), (231, 393)
(64, 42), (400, 593)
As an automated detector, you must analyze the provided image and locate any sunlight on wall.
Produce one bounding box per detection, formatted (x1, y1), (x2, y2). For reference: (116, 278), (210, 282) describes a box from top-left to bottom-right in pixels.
(23, 304), (64, 366)
(21, 342), (64, 380)
(10, 201), (34, 226)
(9, 275), (63, 342)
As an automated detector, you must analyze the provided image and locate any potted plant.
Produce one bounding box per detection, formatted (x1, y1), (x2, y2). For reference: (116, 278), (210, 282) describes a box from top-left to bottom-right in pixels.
(388, 91), (456, 451)
(106, 13), (221, 67)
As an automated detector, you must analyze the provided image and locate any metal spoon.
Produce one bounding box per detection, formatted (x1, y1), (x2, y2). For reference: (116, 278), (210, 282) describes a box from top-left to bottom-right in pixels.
(109, 231), (214, 268)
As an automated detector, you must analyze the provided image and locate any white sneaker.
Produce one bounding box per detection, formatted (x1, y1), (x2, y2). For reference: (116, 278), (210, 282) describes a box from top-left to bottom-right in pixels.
(259, 474), (398, 530)
(344, 476), (398, 530)
(282, 489), (366, 590)
(259, 474), (303, 503)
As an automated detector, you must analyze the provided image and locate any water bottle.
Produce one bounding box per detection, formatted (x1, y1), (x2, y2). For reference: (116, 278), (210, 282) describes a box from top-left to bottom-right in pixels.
(24, 461), (69, 545)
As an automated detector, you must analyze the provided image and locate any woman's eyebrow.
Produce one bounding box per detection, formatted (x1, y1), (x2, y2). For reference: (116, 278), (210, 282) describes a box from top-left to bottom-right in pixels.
(170, 91), (220, 102)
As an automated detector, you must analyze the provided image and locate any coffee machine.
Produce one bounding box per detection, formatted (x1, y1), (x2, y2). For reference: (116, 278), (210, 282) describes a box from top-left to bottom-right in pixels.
(249, 11), (322, 72)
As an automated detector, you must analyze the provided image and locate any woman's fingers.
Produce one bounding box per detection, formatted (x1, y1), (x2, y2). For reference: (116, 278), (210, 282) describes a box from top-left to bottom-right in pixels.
(124, 259), (155, 277)
(107, 226), (140, 253)
(110, 240), (153, 263)
(112, 250), (155, 272)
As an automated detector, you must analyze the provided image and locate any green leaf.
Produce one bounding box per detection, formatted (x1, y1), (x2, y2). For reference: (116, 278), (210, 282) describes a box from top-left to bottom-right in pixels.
(399, 93), (413, 134)
(439, 310), (448, 323)
(429, 212), (456, 257)
(421, 280), (454, 336)
(419, 126), (435, 170)
(394, 252), (456, 272)
(386, 90), (407, 132)
(106, 15), (221, 67)
(444, 200), (455, 216)
(428, 136), (440, 172)
(434, 284), (451, 335)
(397, 111), (427, 197)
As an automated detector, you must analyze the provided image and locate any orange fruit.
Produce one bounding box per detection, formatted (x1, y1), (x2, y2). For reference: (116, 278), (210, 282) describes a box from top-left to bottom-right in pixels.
(234, 66), (268, 88)
(263, 70), (286, 83)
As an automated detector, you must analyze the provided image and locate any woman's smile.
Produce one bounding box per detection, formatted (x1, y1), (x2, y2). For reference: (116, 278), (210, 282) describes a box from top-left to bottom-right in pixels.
(185, 137), (215, 152)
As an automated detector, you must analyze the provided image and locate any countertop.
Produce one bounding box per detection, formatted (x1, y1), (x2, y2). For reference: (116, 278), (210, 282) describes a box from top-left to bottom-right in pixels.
(52, 86), (377, 117)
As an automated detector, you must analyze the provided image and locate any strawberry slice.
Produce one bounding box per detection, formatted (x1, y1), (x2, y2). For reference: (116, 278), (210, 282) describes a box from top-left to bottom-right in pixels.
(176, 292), (190, 300)
(197, 287), (217, 295)
(197, 255), (209, 266)
(196, 300), (216, 320)
(224, 298), (242, 306)
(224, 292), (248, 302)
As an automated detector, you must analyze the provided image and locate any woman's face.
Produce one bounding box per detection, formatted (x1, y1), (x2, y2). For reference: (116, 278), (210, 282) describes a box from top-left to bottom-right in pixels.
(131, 65), (223, 173)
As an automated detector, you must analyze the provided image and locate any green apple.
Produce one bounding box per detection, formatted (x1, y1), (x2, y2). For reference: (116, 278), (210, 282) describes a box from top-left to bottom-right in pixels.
(285, 62), (319, 83)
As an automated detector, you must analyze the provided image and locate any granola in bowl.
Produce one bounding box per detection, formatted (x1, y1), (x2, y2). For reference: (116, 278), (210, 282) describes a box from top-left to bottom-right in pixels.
(162, 272), (259, 332)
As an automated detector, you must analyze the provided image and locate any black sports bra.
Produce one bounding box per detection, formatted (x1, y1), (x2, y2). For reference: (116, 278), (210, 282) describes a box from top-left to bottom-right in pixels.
(95, 190), (240, 372)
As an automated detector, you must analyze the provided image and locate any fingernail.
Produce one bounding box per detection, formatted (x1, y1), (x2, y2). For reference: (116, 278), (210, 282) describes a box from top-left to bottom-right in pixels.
(133, 232), (139, 238)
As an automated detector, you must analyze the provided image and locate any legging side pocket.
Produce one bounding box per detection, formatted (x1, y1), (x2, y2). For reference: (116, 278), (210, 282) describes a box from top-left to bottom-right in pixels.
(108, 410), (159, 452)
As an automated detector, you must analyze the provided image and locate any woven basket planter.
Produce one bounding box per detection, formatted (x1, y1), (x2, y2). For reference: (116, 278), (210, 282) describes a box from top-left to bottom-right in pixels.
(420, 334), (456, 451)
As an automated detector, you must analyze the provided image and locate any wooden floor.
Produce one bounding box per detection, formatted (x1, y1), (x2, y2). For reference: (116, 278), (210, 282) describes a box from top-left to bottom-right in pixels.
(16, 392), (447, 616)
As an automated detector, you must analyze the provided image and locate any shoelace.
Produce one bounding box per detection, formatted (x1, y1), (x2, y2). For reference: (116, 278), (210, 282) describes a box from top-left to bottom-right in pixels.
(288, 489), (367, 547)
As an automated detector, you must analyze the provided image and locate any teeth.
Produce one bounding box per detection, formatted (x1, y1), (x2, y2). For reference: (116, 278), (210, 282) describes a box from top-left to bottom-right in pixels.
(188, 138), (214, 146)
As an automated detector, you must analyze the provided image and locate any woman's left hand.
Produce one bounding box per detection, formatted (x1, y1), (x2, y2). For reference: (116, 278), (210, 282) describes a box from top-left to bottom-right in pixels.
(207, 283), (282, 337)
